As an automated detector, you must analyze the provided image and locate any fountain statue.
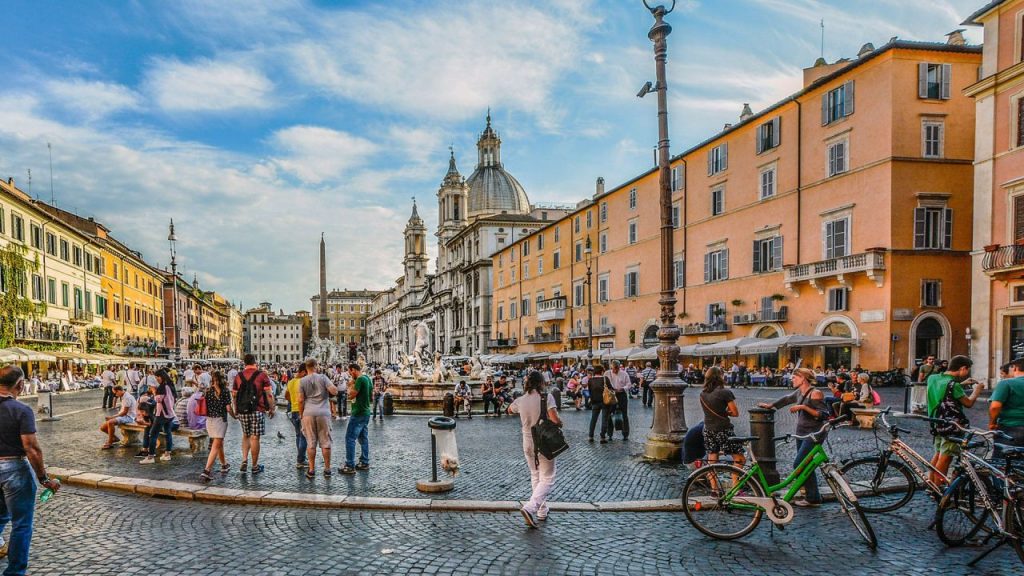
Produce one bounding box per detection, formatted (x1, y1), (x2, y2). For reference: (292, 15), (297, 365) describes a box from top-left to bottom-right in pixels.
(307, 337), (342, 367)
(413, 321), (431, 365)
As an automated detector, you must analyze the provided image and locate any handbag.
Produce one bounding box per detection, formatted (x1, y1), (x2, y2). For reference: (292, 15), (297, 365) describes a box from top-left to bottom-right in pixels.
(195, 395), (208, 417)
(531, 395), (568, 464)
(602, 380), (617, 405)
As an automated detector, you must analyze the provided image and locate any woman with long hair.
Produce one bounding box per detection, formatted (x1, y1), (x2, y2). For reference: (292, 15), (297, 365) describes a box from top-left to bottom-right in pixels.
(141, 369), (176, 464)
(699, 366), (744, 467)
(508, 370), (562, 528)
(201, 370), (235, 481)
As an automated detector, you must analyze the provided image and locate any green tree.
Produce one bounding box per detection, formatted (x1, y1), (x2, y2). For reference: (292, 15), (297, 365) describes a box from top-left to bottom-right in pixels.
(0, 243), (44, 348)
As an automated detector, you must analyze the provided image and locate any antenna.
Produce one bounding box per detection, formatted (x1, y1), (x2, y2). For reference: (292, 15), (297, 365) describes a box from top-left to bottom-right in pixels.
(27, 169), (32, 198)
(47, 142), (54, 205)
(820, 19), (825, 60)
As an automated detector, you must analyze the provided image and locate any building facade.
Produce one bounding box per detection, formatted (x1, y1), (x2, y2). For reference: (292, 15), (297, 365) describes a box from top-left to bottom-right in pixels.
(244, 302), (304, 364)
(310, 289), (377, 348)
(492, 38), (981, 372)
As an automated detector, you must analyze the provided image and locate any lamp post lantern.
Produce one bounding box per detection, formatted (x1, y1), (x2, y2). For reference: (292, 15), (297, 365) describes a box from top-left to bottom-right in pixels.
(640, 0), (688, 460)
(168, 219), (181, 362)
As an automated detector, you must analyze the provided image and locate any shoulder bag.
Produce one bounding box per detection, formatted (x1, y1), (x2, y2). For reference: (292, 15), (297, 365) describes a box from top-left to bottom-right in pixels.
(531, 395), (568, 464)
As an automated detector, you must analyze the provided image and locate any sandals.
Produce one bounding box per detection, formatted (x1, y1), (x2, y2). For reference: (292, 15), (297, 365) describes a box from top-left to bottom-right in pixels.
(239, 462), (248, 473)
(101, 443), (115, 450)
(220, 463), (230, 474)
(305, 469), (315, 479)
(200, 469), (213, 481)
(323, 469), (333, 477)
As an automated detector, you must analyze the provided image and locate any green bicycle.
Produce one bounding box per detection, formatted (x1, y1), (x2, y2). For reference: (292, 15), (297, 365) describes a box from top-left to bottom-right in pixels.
(683, 415), (877, 549)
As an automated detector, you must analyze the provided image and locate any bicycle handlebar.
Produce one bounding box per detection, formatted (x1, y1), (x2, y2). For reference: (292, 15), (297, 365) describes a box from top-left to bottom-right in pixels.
(784, 414), (852, 443)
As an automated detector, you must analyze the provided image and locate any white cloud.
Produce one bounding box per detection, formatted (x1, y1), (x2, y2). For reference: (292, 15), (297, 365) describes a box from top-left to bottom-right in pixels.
(269, 125), (378, 184)
(45, 79), (141, 120)
(145, 57), (275, 112)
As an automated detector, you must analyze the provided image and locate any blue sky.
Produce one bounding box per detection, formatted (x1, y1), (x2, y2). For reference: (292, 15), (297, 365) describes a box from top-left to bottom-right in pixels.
(0, 0), (984, 313)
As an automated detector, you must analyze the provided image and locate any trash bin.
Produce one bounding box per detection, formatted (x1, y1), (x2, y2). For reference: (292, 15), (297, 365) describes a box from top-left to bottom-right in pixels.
(442, 392), (455, 418)
(37, 391), (60, 422)
(416, 416), (457, 493)
(382, 392), (394, 416)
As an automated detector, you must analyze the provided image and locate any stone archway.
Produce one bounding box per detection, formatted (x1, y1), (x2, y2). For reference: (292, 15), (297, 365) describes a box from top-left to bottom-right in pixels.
(908, 311), (951, 367)
(815, 315), (859, 369)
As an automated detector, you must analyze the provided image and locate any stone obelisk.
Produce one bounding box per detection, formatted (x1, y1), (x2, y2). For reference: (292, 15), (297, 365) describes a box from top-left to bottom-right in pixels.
(318, 233), (330, 339)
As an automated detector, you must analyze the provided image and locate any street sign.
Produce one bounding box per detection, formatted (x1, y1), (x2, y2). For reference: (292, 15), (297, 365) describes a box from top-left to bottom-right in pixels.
(599, 342), (614, 349)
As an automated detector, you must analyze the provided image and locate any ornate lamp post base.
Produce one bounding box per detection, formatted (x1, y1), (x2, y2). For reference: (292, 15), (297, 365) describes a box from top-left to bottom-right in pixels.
(644, 382), (688, 460)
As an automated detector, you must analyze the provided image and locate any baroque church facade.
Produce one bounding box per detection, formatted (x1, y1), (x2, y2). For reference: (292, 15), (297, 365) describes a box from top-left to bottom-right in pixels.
(366, 115), (572, 364)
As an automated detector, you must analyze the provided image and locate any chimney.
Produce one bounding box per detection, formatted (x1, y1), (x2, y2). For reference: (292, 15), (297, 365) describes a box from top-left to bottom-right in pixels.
(7, 177), (13, 187)
(857, 43), (875, 58)
(946, 29), (966, 46)
(595, 177), (605, 198)
(723, 123), (732, 131)
(740, 103), (753, 121)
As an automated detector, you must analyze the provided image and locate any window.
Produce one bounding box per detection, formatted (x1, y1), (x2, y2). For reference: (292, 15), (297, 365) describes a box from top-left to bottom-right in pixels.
(61, 283), (68, 307)
(828, 140), (848, 177)
(707, 143), (728, 175)
(30, 274), (42, 301)
(921, 280), (942, 307)
(536, 257), (543, 275)
(497, 305), (504, 321)
(521, 297), (530, 316)
(45, 232), (56, 256)
(914, 206), (952, 249)
(537, 234), (544, 250)
(11, 214), (23, 242)
(1015, 195), (1024, 243)
(704, 249), (729, 283)
(586, 210), (592, 228)
(671, 202), (680, 228)
(553, 251), (561, 270)
(598, 274), (609, 303)
(629, 188), (637, 210)
(574, 283), (585, 307)
(757, 117), (781, 153)
(0, 207), (4, 234)
(1017, 97), (1024, 148)
(511, 268), (515, 282)
(510, 302), (518, 319)
(523, 262), (529, 279)
(827, 287), (848, 312)
(85, 253), (93, 273)
(753, 236), (783, 273)
(523, 241), (530, 256)
(821, 80), (855, 124)
(46, 278), (55, 305)
(823, 217), (850, 259)
(918, 63), (951, 100)
(29, 223), (41, 249)
(711, 186), (724, 216)
(671, 165), (684, 191)
(599, 232), (607, 254)
(59, 238), (68, 261)
(624, 269), (639, 298)
(554, 226), (560, 242)
(706, 303), (725, 324)
(922, 120), (944, 158)
(760, 167), (776, 199)
(575, 242), (582, 262)
(574, 216), (580, 234)
(628, 219), (638, 244)
(674, 258), (684, 289)
(73, 245), (82, 266)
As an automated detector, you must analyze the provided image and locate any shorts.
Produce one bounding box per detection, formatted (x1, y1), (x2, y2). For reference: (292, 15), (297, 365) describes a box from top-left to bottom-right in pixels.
(113, 416), (135, 425)
(301, 415), (332, 449)
(237, 412), (266, 437)
(703, 427), (744, 456)
(206, 417), (228, 439)
(933, 435), (962, 457)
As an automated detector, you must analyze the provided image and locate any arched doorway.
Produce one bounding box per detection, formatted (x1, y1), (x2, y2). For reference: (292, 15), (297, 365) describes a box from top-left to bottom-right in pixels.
(642, 324), (659, 347)
(754, 325), (780, 368)
(909, 312), (951, 368)
(821, 320), (853, 370)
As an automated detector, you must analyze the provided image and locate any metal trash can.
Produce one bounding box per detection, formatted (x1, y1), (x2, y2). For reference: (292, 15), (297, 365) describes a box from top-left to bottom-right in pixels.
(382, 392), (394, 416)
(748, 408), (779, 485)
(442, 392), (455, 417)
(416, 416), (457, 493)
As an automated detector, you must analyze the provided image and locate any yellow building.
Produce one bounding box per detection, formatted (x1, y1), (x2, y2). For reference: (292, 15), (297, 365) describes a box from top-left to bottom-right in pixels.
(99, 237), (164, 354)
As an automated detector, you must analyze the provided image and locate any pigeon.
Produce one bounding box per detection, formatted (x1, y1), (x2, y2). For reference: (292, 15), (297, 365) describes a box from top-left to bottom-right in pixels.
(276, 431), (286, 441)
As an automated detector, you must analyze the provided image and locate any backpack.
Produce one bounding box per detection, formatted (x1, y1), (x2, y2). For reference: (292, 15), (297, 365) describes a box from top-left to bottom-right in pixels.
(930, 379), (968, 437)
(236, 370), (263, 414)
(531, 395), (568, 464)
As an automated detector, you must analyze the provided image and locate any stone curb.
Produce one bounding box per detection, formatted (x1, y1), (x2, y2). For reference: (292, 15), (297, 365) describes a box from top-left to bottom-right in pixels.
(46, 466), (685, 512)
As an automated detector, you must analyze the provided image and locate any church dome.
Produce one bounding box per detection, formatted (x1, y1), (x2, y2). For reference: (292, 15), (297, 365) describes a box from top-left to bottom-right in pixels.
(464, 112), (530, 219)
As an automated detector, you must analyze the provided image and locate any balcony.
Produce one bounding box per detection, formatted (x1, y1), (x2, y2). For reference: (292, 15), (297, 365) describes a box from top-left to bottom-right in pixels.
(733, 306), (788, 325)
(569, 325), (616, 339)
(784, 250), (885, 293)
(71, 309), (94, 324)
(488, 338), (518, 348)
(982, 244), (1024, 275)
(682, 322), (731, 335)
(527, 331), (563, 344)
(536, 297), (567, 322)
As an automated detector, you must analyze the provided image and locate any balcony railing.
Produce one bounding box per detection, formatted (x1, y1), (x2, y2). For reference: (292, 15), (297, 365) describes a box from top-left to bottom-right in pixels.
(536, 297), (567, 322)
(982, 245), (1024, 274)
(733, 306), (788, 325)
(487, 338), (518, 348)
(784, 250), (886, 291)
(682, 322), (731, 335)
(71, 309), (94, 324)
(569, 325), (616, 339)
(527, 332), (563, 344)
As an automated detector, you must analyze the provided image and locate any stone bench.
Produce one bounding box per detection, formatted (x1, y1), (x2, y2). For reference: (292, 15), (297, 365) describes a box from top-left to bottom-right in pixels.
(851, 407), (881, 429)
(117, 423), (209, 453)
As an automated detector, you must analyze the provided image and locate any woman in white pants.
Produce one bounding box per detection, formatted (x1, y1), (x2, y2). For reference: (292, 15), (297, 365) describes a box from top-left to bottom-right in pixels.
(508, 371), (561, 528)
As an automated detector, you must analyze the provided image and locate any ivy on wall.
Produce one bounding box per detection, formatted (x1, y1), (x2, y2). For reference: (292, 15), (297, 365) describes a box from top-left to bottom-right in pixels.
(0, 243), (44, 348)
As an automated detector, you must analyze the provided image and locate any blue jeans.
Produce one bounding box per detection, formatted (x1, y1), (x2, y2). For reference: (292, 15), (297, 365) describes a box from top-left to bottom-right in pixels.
(345, 415), (370, 467)
(0, 459), (37, 576)
(290, 411), (307, 463)
(146, 416), (174, 453)
(794, 438), (821, 504)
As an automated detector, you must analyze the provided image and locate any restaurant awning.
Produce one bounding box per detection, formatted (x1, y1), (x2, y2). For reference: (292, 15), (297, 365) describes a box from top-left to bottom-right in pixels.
(526, 352), (551, 360)
(737, 334), (859, 355)
(1, 347), (57, 362)
(607, 346), (647, 360)
(694, 338), (765, 357)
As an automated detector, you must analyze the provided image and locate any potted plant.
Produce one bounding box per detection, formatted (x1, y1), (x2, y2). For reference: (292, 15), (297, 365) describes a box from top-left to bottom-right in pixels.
(984, 244), (1000, 252)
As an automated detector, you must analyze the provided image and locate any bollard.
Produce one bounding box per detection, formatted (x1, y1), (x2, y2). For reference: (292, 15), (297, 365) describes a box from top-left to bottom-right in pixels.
(417, 416), (456, 493)
(748, 408), (780, 485)
(903, 381), (911, 415)
(442, 392), (455, 418)
(38, 390), (61, 422)
(382, 392), (394, 416)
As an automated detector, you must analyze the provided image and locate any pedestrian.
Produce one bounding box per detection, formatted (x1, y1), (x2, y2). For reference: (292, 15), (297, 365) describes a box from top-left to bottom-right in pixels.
(454, 379), (472, 418)
(372, 369), (387, 420)
(757, 367), (828, 507)
(284, 365), (309, 469)
(231, 354), (276, 474)
(299, 359), (338, 478)
(989, 357), (1024, 447)
(912, 355), (937, 414)
(100, 365), (116, 409)
(141, 369), (176, 465)
(927, 355), (981, 486)
(200, 371), (235, 481)
(699, 366), (744, 467)
(640, 362), (657, 408)
(587, 365), (612, 443)
(607, 360), (631, 441)
(185, 386), (206, 431)
(99, 386), (137, 449)
(480, 376), (495, 416)
(0, 365), (61, 576)
(508, 371), (561, 528)
(335, 364), (350, 420)
(339, 363), (372, 474)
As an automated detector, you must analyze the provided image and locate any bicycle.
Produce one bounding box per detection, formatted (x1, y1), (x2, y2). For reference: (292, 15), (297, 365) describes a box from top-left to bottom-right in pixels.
(682, 414), (877, 549)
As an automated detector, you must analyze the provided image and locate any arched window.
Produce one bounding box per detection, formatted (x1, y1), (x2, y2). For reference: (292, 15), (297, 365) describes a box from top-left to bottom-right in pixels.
(822, 322), (852, 338)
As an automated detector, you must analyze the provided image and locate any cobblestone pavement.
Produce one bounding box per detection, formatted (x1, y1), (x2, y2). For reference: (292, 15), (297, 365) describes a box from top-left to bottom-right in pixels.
(34, 387), (990, 502)
(20, 486), (1020, 575)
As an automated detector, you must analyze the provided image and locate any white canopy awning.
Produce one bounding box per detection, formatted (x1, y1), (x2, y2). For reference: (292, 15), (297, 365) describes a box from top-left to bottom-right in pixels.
(737, 334), (859, 355)
(694, 337), (765, 357)
(2, 347), (57, 362)
(607, 346), (647, 360)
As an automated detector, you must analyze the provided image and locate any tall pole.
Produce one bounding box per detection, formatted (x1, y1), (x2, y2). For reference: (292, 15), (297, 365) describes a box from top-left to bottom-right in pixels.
(168, 219), (180, 362)
(585, 238), (593, 365)
(643, 1), (688, 461)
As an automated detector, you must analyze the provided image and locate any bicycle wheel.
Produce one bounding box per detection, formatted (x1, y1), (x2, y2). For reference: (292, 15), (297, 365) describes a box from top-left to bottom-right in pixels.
(840, 456), (916, 513)
(936, 475), (991, 547)
(825, 469), (877, 549)
(683, 463), (765, 540)
(1005, 491), (1024, 564)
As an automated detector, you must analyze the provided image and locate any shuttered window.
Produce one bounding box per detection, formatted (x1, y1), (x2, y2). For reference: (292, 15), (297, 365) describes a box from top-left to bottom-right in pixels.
(1015, 196), (1024, 242)
(823, 218), (850, 259)
(913, 207), (952, 250)
(707, 143), (728, 175)
(753, 236), (783, 273)
(918, 63), (951, 100)
(756, 117), (781, 154)
(821, 81), (855, 125)
(703, 249), (729, 283)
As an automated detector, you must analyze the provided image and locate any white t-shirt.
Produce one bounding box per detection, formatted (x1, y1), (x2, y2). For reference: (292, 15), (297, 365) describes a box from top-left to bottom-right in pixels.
(509, 391), (558, 450)
(227, 369), (239, 386)
(100, 370), (115, 387)
(120, 393), (138, 420)
(126, 369), (141, 387)
(183, 369), (196, 382)
(198, 372), (212, 389)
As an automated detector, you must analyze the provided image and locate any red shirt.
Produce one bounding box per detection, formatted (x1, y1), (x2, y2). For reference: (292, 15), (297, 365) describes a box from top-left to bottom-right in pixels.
(232, 367), (273, 412)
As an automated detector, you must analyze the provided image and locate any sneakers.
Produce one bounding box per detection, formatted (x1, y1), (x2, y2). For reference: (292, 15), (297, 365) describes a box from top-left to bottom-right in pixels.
(339, 465), (356, 475)
(134, 451), (149, 458)
(140, 456), (155, 464)
(355, 463), (370, 471)
(220, 463), (230, 474)
(520, 508), (538, 529)
(792, 498), (821, 508)
(159, 453), (171, 462)
(200, 469), (213, 481)
(252, 464), (265, 475)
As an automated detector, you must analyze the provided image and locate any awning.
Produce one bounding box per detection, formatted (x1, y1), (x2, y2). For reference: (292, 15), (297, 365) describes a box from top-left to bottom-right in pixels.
(1, 347), (57, 362)
(607, 346), (648, 360)
(694, 337), (765, 357)
(505, 354), (529, 363)
(737, 334), (859, 355)
(526, 352), (551, 360)
(50, 351), (90, 364)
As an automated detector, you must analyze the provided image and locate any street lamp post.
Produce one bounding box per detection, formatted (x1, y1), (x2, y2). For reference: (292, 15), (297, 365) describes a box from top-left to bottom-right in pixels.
(641, 0), (688, 460)
(584, 237), (594, 365)
(168, 219), (180, 362)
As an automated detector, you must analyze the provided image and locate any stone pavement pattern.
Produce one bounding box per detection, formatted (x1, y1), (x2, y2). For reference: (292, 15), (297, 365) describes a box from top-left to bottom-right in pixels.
(35, 387), (989, 501)
(23, 486), (1020, 575)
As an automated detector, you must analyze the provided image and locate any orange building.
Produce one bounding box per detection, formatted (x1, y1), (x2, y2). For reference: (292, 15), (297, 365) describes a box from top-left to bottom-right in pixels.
(966, 0), (1024, 383)
(491, 37), (981, 372)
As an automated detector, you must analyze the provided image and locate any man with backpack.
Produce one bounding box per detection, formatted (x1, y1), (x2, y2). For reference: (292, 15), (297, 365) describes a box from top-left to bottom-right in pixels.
(926, 355), (981, 487)
(231, 354), (276, 474)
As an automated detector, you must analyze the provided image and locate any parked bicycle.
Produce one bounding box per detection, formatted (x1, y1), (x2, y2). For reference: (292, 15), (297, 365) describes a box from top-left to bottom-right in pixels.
(682, 414), (876, 549)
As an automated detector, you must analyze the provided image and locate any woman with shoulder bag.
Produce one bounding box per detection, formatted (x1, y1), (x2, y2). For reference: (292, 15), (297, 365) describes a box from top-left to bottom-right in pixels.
(587, 365), (613, 443)
(508, 371), (562, 528)
(200, 371), (235, 481)
(699, 366), (744, 467)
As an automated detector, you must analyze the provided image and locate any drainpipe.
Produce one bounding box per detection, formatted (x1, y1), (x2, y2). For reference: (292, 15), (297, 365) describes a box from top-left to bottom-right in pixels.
(796, 100), (803, 265)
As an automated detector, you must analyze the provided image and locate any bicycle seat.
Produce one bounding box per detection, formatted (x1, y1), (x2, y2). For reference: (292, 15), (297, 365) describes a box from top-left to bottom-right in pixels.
(728, 436), (759, 443)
